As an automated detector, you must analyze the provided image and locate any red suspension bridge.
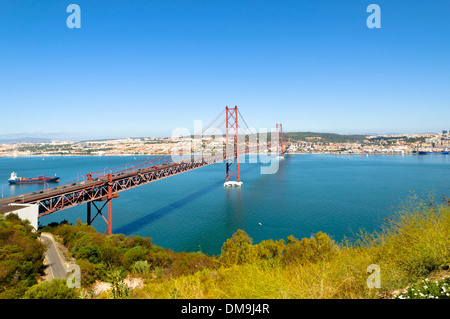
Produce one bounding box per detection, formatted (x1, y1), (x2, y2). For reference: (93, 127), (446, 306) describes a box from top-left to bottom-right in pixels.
(0, 106), (287, 235)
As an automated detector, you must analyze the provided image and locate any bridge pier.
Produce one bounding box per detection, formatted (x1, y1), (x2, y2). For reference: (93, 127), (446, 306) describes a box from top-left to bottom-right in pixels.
(86, 173), (114, 235)
(87, 201), (91, 225)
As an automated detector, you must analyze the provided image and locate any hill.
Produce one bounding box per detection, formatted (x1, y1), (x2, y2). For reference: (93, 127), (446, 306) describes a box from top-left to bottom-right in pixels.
(0, 137), (53, 144)
(284, 132), (368, 143)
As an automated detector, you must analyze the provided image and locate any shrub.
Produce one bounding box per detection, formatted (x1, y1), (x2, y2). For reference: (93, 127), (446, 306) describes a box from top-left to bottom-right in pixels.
(101, 245), (125, 267)
(108, 268), (130, 299)
(131, 260), (151, 275)
(148, 248), (175, 269)
(71, 245), (102, 264)
(77, 259), (107, 286)
(220, 229), (255, 266)
(132, 235), (152, 249)
(124, 246), (149, 268)
(171, 252), (214, 277)
(254, 238), (285, 261)
(23, 278), (78, 299)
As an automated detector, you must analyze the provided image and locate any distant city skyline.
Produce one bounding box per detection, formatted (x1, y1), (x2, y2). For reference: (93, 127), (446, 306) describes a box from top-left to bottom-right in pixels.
(1, 1), (449, 139)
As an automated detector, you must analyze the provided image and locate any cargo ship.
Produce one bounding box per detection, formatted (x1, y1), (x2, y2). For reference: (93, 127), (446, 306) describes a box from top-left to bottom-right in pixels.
(415, 148), (449, 155)
(8, 172), (60, 184)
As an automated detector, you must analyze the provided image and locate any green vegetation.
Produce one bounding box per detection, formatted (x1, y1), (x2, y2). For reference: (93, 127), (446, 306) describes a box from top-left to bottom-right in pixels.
(0, 214), (46, 298)
(41, 219), (159, 287)
(139, 194), (449, 298)
(23, 278), (78, 299)
(284, 132), (367, 143)
(1, 194), (449, 299)
(368, 136), (426, 144)
(14, 143), (114, 156)
(196, 132), (368, 144)
(396, 277), (450, 299)
(39, 194), (450, 299)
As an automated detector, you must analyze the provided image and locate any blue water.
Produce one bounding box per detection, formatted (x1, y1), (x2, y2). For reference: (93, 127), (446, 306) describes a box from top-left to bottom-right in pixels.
(1, 154), (449, 255)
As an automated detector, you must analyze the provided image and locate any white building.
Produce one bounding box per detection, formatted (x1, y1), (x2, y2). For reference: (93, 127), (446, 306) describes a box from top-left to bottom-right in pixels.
(0, 203), (39, 230)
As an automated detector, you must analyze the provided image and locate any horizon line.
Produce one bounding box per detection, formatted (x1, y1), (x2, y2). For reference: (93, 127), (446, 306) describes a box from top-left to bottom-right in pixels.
(0, 130), (447, 143)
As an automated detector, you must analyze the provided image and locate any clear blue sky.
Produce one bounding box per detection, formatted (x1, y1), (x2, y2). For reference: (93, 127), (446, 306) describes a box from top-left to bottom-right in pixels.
(0, 0), (449, 139)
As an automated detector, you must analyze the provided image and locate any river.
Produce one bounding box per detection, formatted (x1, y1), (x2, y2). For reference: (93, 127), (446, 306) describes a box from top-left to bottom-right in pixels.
(1, 154), (449, 255)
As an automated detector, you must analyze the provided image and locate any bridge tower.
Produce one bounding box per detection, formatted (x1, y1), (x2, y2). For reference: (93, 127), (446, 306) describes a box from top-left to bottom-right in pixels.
(224, 105), (243, 187)
(276, 123), (284, 159)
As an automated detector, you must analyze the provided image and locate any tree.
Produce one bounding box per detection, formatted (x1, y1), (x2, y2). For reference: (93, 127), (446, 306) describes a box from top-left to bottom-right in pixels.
(220, 229), (255, 266)
(282, 232), (337, 265)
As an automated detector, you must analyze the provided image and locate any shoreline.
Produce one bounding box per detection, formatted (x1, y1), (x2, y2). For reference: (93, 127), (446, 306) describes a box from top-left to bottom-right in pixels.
(0, 152), (440, 158)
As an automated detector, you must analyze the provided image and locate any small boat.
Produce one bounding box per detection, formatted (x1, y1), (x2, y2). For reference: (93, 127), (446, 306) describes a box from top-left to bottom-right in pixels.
(8, 172), (60, 184)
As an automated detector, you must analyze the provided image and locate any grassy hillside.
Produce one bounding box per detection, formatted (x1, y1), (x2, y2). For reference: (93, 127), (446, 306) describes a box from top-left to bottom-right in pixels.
(137, 195), (450, 299)
(284, 132), (368, 143)
(34, 194), (450, 299)
(2, 194), (448, 299)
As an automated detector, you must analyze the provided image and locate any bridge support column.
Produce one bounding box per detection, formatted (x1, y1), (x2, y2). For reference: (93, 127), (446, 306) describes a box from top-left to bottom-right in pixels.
(86, 174), (114, 235)
(224, 105), (243, 187)
(107, 173), (113, 235)
(87, 201), (91, 225)
(86, 199), (112, 235)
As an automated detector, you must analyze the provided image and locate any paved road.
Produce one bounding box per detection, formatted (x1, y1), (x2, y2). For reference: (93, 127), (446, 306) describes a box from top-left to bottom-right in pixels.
(40, 232), (67, 280)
